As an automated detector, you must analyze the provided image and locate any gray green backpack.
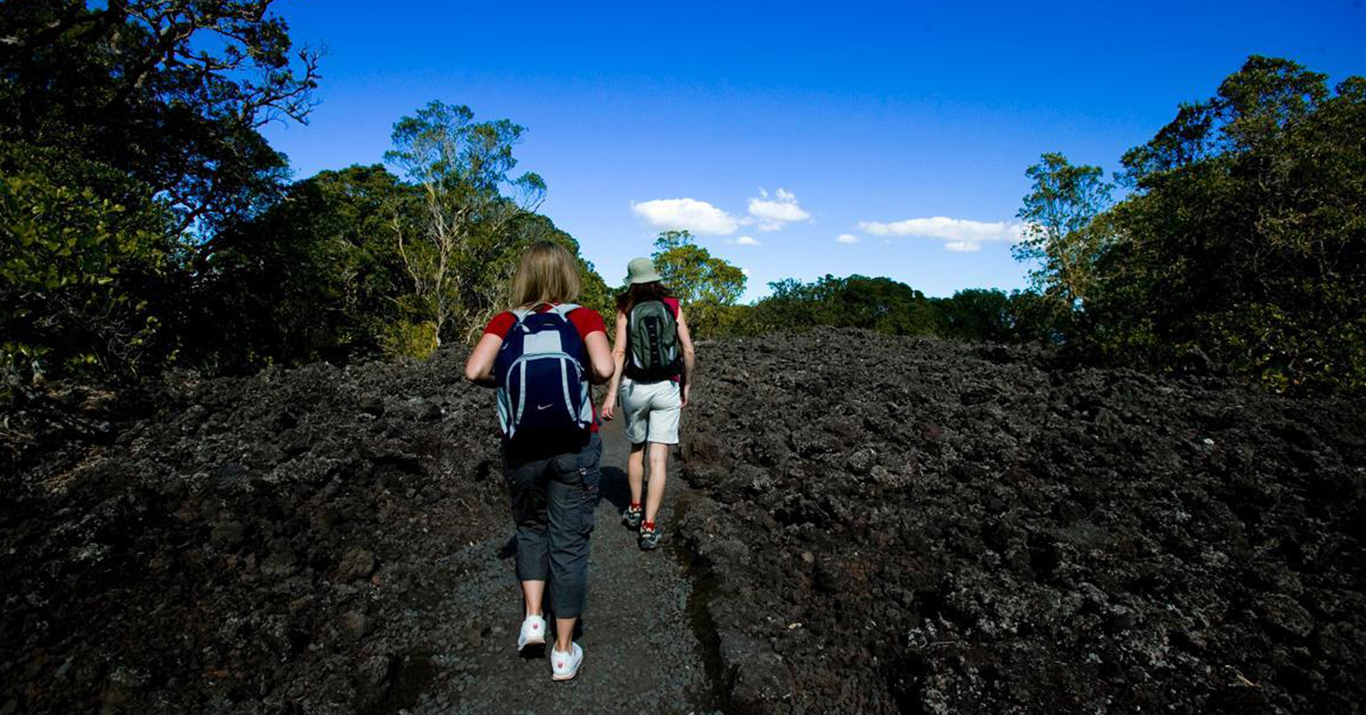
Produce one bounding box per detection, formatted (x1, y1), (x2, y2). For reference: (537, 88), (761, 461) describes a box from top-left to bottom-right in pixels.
(626, 300), (681, 381)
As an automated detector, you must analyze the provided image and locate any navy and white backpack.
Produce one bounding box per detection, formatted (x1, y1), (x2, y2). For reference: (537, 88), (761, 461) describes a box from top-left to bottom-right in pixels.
(494, 303), (593, 440)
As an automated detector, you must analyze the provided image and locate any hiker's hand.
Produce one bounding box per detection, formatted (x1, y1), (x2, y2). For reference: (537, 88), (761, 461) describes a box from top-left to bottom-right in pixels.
(680, 384), (690, 408)
(601, 397), (616, 421)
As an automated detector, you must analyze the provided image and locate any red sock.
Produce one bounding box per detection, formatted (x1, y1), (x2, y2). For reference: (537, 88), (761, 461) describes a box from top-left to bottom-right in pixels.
(630, 501), (642, 510)
(643, 520), (656, 531)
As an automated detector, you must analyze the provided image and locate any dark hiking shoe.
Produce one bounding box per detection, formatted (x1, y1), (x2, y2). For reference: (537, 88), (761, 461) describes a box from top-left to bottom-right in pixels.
(638, 524), (662, 551)
(622, 505), (643, 529)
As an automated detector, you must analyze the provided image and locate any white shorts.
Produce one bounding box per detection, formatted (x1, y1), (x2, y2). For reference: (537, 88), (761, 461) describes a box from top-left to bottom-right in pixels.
(620, 377), (682, 445)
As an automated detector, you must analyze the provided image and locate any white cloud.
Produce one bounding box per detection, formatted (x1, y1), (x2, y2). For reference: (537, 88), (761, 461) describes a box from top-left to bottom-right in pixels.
(836, 233), (859, 244)
(747, 187), (811, 226)
(735, 235), (761, 246)
(857, 216), (1023, 252)
(632, 198), (738, 235)
(741, 267), (752, 277)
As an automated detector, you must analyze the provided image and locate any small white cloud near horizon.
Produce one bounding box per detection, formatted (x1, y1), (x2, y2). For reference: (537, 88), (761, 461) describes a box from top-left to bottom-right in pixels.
(747, 188), (810, 231)
(735, 235), (761, 246)
(632, 198), (738, 235)
(836, 233), (859, 244)
(857, 216), (1024, 252)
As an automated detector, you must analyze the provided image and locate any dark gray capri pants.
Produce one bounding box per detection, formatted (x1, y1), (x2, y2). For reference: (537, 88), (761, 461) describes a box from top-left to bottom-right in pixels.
(502, 431), (601, 619)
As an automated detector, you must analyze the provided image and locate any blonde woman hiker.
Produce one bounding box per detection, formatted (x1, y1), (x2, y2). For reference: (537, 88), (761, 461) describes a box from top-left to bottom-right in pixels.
(601, 257), (696, 551)
(463, 241), (614, 682)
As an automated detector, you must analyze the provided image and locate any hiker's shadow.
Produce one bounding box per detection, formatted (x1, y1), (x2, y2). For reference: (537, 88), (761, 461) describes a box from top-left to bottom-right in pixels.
(600, 466), (630, 513)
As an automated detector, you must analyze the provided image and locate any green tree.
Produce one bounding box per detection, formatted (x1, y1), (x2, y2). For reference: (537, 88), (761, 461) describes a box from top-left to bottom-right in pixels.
(1119, 55), (1331, 185)
(749, 278), (819, 334)
(0, 0), (320, 381)
(460, 211), (613, 342)
(385, 101), (547, 351)
(1, 145), (169, 380)
(649, 230), (746, 337)
(1013, 153), (1114, 305)
(749, 274), (937, 338)
(1087, 56), (1365, 392)
(0, 0), (320, 253)
(183, 165), (415, 371)
(1006, 289), (1074, 345)
(812, 275), (937, 335)
(176, 162), (608, 367)
(932, 289), (1015, 342)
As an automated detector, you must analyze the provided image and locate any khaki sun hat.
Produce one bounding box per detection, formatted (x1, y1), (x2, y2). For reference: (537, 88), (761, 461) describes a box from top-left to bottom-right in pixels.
(625, 257), (663, 285)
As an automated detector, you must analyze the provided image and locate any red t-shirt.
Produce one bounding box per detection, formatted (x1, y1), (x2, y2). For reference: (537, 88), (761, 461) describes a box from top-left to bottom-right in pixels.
(484, 304), (607, 432)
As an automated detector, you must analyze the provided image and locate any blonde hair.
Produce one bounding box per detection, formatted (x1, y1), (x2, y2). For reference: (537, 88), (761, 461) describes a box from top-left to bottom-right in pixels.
(509, 241), (581, 309)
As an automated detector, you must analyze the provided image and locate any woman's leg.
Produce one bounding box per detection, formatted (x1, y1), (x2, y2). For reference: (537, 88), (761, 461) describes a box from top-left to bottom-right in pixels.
(505, 450), (551, 624)
(622, 378), (648, 512)
(554, 617), (577, 653)
(547, 434), (601, 652)
(522, 580), (545, 616)
(644, 442), (669, 525)
(642, 380), (682, 527)
(627, 442), (646, 506)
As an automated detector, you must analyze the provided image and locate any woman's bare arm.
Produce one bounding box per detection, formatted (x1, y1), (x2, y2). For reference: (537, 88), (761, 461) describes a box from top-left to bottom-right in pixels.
(584, 329), (613, 385)
(676, 306), (697, 405)
(464, 332), (504, 387)
(601, 311), (629, 419)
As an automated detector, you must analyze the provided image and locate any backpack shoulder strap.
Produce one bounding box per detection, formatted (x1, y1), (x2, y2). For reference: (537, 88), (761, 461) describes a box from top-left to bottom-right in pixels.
(546, 303), (580, 318)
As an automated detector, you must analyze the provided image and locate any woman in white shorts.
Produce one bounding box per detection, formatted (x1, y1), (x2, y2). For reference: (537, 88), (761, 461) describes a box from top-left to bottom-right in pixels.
(601, 257), (696, 550)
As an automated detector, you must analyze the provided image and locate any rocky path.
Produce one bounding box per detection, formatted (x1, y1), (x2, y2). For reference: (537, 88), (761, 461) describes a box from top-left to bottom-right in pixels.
(414, 418), (723, 714)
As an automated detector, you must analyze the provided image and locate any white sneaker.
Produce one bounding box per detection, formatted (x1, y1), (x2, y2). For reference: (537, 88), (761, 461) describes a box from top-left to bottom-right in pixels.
(517, 614), (546, 652)
(550, 642), (583, 681)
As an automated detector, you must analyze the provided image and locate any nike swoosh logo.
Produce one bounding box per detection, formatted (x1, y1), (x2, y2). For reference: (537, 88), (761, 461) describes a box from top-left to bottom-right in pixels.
(537, 404), (553, 410)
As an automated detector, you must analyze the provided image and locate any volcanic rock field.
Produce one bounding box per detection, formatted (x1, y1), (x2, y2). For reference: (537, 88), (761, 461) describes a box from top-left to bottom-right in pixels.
(678, 330), (1366, 713)
(3, 329), (1363, 714)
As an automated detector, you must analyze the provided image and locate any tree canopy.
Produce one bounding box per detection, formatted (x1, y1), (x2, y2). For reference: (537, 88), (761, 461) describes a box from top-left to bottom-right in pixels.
(1013, 153), (1114, 305)
(383, 100), (548, 350)
(3, 31), (1359, 400)
(1022, 56), (1366, 392)
(649, 230), (747, 337)
(0, 2), (612, 382)
(0, 0), (321, 249)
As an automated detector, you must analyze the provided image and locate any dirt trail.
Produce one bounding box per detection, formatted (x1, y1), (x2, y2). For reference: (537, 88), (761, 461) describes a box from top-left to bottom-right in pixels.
(415, 417), (724, 714)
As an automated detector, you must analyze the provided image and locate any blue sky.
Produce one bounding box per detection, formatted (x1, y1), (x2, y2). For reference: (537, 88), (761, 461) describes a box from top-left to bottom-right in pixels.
(261, 0), (1365, 300)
